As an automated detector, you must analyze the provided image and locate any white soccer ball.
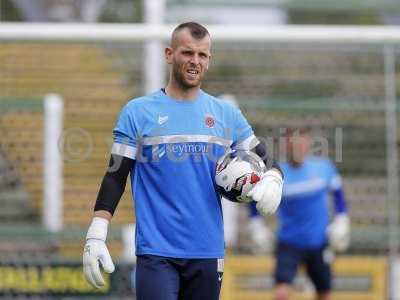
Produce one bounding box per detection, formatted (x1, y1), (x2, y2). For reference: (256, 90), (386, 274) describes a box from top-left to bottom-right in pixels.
(215, 150), (266, 202)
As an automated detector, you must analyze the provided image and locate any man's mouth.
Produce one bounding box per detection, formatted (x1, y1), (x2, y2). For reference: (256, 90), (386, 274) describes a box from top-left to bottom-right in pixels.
(186, 69), (199, 76)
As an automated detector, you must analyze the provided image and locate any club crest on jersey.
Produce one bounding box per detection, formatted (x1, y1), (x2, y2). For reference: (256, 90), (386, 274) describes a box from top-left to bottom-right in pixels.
(205, 115), (215, 128)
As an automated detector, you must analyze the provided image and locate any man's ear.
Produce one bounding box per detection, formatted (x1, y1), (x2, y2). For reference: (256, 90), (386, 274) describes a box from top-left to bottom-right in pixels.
(165, 47), (173, 64)
(206, 55), (211, 70)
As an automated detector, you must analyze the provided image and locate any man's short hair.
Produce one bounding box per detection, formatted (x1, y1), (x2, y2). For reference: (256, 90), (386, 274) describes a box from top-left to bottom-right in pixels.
(171, 22), (210, 45)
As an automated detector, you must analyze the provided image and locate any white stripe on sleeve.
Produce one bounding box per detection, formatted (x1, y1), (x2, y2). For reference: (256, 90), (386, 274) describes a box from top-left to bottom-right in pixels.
(233, 135), (259, 151)
(111, 143), (137, 159)
(330, 175), (342, 190)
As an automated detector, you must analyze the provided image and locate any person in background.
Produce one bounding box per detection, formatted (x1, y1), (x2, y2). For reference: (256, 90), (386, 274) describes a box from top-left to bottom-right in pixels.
(249, 128), (350, 300)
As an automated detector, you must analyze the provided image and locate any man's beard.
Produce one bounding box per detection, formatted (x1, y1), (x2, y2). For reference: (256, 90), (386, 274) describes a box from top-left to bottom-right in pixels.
(173, 65), (202, 89)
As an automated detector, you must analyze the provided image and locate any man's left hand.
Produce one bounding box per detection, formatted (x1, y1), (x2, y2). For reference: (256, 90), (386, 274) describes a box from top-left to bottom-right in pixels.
(248, 169), (283, 216)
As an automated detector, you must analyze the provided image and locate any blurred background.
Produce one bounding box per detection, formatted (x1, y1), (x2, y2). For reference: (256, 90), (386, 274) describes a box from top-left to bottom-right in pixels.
(0, 0), (399, 299)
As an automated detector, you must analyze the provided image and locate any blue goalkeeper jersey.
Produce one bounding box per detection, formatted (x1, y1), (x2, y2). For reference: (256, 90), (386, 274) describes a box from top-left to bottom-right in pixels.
(111, 89), (256, 258)
(278, 156), (345, 248)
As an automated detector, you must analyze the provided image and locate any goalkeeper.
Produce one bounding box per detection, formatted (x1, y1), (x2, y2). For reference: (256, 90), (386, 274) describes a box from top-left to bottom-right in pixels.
(82, 21), (283, 300)
(249, 128), (349, 300)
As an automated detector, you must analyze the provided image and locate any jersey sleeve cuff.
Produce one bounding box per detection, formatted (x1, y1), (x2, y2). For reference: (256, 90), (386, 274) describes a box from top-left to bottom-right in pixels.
(330, 175), (343, 190)
(232, 135), (259, 151)
(111, 142), (137, 159)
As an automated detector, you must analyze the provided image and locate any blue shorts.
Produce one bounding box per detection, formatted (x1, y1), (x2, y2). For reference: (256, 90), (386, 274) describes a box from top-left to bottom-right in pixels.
(274, 242), (332, 292)
(135, 255), (223, 300)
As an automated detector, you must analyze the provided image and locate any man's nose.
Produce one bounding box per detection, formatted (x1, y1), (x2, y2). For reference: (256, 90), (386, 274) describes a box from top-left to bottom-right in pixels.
(189, 54), (200, 65)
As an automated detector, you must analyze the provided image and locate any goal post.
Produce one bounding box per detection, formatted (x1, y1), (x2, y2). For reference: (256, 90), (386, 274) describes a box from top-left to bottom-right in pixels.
(43, 94), (64, 233)
(1, 23), (400, 43)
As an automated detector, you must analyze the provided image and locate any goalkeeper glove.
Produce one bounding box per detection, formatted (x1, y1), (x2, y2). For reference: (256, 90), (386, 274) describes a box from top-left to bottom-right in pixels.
(248, 216), (274, 255)
(327, 214), (350, 252)
(83, 217), (115, 288)
(248, 169), (283, 216)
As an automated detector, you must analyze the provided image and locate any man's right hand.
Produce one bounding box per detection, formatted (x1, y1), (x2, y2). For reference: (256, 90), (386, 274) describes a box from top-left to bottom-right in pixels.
(327, 214), (350, 252)
(248, 216), (274, 255)
(83, 217), (115, 288)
